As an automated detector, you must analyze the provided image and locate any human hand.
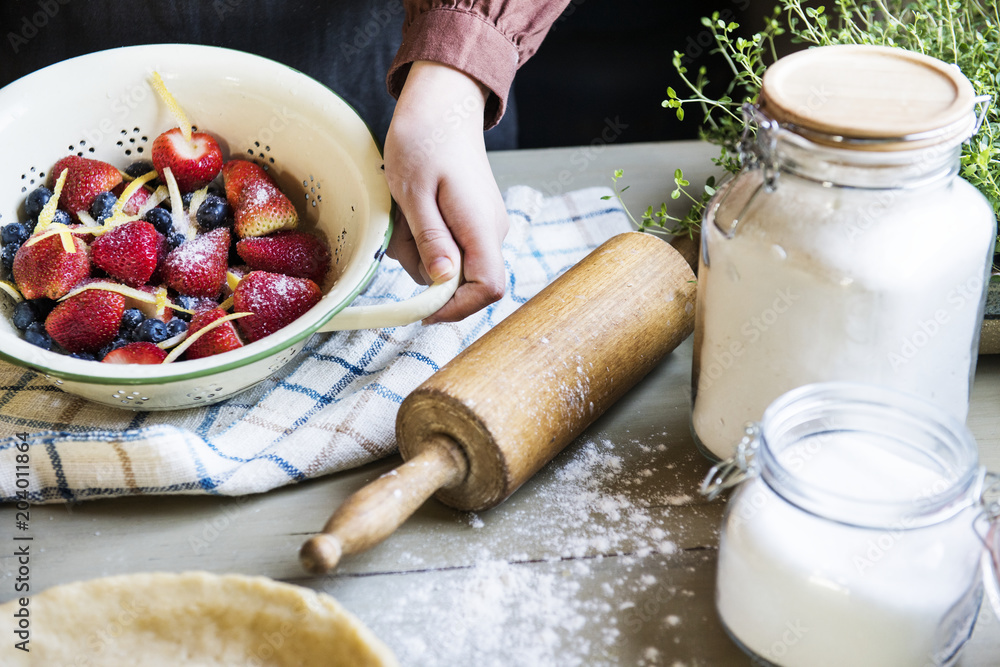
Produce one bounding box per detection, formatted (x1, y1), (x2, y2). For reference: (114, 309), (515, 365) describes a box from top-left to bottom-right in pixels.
(383, 60), (509, 324)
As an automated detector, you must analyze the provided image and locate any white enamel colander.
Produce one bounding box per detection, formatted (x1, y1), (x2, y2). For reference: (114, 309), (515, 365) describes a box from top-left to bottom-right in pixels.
(0, 44), (457, 410)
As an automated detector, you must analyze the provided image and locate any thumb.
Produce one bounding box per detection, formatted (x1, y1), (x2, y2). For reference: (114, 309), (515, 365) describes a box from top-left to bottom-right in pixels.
(403, 195), (461, 283)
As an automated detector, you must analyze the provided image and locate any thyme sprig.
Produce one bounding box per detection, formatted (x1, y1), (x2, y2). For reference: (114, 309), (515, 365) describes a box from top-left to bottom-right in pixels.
(625, 0), (1000, 258)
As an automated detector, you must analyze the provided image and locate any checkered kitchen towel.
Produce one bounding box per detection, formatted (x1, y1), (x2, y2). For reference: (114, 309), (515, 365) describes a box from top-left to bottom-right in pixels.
(0, 186), (633, 503)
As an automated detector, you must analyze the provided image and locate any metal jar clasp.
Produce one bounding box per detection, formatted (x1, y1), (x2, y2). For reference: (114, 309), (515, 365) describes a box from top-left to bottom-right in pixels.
(700, 422), (762, 501)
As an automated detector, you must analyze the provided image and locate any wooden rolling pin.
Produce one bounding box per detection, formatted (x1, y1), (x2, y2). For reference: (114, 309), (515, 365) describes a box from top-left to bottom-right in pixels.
(300, 231), (696, 574)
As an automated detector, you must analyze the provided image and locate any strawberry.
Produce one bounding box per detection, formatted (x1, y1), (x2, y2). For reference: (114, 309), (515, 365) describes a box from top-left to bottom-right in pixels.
(148, 232), (172, 285)
(232, 271), (321, 343)
(222, 160), (298, 238)
(161, 228), (230, 297)
(91, 221), (164, 287)
(45, 287), (126, 353)
(111, 181), (151, 215)
(66, 224), (101, 244)
(12, 232), (90, 300)
(236, 230), (331, 284)
(49, 156), (123, 221)
(151, 128), (223, 193)
(183, 307), (244, 360)
(102, 341), (167, 364)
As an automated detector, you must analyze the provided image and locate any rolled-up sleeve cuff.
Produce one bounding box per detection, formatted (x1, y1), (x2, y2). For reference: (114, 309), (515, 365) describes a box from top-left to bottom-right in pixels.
(387, 8), (519, 130)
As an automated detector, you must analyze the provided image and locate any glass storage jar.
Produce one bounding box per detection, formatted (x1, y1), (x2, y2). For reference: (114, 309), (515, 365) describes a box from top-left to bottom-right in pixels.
(702, 382), (1000, 667)
(691, 45), (997, 460)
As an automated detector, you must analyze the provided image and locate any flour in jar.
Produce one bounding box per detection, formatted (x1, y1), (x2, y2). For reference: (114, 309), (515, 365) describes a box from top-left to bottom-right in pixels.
(692, 175), (994, 460)
(716, 431), (983, 667)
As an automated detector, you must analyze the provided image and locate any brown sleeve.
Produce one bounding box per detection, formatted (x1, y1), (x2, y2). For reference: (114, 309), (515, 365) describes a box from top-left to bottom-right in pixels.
(388, 0), (573, 129)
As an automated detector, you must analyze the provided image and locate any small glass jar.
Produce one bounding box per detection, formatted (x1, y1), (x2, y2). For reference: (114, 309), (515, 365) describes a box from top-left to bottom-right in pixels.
(690, 45), (997, 460)
(702, 382), (1000, 667)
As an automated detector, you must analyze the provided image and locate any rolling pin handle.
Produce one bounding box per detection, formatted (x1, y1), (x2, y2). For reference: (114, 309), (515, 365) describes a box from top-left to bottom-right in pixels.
(299, 435), (468, 575)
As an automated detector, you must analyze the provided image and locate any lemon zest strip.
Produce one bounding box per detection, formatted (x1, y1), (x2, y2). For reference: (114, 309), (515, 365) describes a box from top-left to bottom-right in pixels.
(35, 168), (68, 233)
(0, 280), (23, 303)
(163, 312), (250, 364)
(107, 170), (158, 226)
(151, 72), (193, 143)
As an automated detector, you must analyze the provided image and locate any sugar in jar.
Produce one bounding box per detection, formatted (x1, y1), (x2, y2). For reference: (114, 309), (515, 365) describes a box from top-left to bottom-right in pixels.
(690, 45), (996, 460)
(702, 382), (1000, 667)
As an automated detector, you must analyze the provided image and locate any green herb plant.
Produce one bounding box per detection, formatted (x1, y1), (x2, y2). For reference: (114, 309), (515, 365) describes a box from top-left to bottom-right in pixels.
(614, 0), (1000, 260)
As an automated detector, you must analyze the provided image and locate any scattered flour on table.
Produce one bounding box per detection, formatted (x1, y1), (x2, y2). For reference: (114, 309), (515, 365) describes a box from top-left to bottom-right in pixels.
(352, 437), (701, 666)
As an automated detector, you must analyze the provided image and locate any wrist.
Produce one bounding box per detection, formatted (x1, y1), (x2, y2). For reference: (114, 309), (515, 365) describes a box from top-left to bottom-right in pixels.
(396, 61), (488, 129)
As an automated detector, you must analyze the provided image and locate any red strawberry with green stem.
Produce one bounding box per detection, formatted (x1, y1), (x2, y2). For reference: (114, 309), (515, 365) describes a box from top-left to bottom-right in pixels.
(222, 160), (298, 238)
(12, 232), (90, 300)
(236, 230), (331, 284)
(183, 307), (244, 360)
(91, 221), (164, 287)
(102, 341), (167, 364)
(160, 227), (230, 297)
(45, 287), (126, 353)
(48, 156), (123, 221)
(232, 270), (321, 343)
(151, 127), (223, 193)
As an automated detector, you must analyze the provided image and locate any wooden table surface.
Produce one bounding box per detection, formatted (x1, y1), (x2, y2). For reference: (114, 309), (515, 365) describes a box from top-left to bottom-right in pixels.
(2, 140), (999, 666)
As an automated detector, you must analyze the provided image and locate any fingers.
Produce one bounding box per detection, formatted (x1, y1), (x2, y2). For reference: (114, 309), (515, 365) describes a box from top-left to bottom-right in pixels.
(422, 182), (509, 324)
(386, 209), (427, 285)
(405, 193), (462, 285)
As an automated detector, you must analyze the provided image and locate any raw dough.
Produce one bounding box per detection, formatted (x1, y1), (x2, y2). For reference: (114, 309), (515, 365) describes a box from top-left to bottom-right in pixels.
(0, 571), (397, 666)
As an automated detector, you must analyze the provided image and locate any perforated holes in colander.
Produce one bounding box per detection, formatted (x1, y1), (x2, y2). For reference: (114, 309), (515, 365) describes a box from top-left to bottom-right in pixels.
(19, 165), (46, 194)
(247, 141), (276, 167)
(268, 347), (299, 372)
(301, 175), (322, 208)
(113, 128), (150, 159)
(113, 389), (150, 405)
(186, 385), (225, 402)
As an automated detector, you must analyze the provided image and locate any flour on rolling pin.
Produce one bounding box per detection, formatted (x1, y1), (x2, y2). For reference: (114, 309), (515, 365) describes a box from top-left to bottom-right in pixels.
(301, 232), (696, 574)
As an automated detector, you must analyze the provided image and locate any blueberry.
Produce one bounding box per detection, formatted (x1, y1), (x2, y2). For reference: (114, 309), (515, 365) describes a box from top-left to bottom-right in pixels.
(182, 191), (195, 209)
(90, 191), (118, 222)
(12, 301), (37, 331)
(196, 194), (231, 230)
(124, 160), (155, 179)
(1, 223), (30, 246)
(24, 322), (51, 350)
(145, 207), (174, 236)
(30, 298), (57, 318)
(51, 210), (71, 227)
(24, 186), (52, 219)
(120, 308), (145, 338)
(165, 319), (188, 338)
(97, 337), (130, 360)
(167, 232), (186, 250)
(173, 295), (206, 320)
(133, 318), (168, 343)
(1, 243), (18, 273)
(69, 351), (97, 362)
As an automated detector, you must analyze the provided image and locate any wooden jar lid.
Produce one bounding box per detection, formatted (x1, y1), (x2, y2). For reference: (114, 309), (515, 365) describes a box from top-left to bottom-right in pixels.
(758, 44), (977, 150)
